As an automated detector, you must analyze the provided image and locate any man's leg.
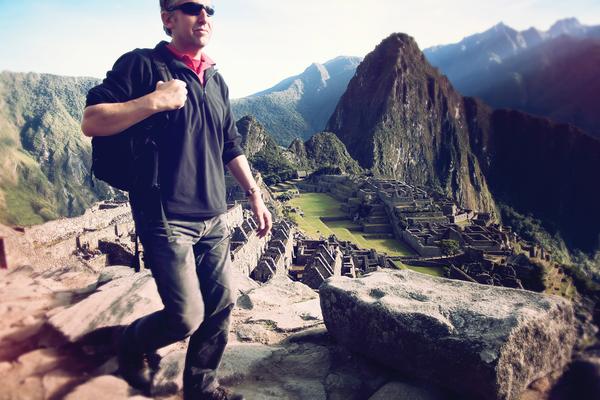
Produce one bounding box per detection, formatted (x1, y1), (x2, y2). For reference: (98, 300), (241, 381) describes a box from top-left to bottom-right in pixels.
(183, 213), (236, 398)
(121, 217), (208, 370)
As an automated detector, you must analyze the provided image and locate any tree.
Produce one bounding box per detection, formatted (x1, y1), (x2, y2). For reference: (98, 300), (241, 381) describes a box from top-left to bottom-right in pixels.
(439, 240), (460, 256)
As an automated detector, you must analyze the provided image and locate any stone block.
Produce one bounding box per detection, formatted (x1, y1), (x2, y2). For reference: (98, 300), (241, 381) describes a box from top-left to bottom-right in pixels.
(319, 270), (576, 400)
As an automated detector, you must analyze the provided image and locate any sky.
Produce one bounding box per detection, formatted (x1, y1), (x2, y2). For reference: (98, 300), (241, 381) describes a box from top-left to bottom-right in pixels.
(0, 0), (599, 98)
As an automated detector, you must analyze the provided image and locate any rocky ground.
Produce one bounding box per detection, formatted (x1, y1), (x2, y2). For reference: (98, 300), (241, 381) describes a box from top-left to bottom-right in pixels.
(0, 259), (392, 400)
(0, 216), (599, 399)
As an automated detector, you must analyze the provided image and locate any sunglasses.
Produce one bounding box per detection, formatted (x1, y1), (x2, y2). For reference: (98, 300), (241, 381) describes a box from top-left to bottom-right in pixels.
(167, 2), (215, 17)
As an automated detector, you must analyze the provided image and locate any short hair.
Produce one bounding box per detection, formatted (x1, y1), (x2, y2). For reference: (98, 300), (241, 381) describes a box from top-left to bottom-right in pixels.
(159, 0), (178, 36)
(159, 0), (177, 10)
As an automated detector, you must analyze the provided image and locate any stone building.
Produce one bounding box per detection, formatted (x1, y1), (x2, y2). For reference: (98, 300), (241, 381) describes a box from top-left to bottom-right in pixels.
(301, 243), (343, 289)
(290, 235), (395, 288)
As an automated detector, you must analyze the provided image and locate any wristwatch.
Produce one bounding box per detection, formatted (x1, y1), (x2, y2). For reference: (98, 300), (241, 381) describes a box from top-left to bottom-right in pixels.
(245, 186), (260, 198)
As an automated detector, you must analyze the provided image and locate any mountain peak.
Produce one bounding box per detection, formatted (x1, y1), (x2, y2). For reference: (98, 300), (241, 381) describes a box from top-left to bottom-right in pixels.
(326, 31), (496, 214)
(231, 55), (362, 144)
(369, 33), (424, 66)
(482, 21), (517, 36)
(323, 56), (363, 72)
(303, 62), (330, 80)
(380, 32), (419, 48)
(548, 17), (584, 37)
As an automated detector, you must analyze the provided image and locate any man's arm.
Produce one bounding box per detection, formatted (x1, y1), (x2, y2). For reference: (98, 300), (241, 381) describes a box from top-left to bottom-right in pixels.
(226, 155), (272, 238)
(81, 80), (188, 137)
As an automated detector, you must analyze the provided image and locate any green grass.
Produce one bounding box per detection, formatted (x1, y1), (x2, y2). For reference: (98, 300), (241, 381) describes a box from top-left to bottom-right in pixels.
(403, 266), (445, 277)
(271, 181), (300, 195)
(288, 192), (415, 256)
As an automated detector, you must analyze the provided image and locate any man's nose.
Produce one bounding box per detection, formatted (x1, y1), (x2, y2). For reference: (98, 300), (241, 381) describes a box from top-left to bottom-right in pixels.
(198, 8), (209, 21)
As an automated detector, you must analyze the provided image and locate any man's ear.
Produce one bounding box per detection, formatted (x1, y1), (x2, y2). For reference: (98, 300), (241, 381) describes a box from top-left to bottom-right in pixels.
(161, 11), (173, 30)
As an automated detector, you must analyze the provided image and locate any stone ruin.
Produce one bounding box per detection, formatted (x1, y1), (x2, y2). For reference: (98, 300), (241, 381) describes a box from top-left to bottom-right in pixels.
(249, 220), (295, 283)
(303, 174), (558, 292)
(291, 235), (396, 289)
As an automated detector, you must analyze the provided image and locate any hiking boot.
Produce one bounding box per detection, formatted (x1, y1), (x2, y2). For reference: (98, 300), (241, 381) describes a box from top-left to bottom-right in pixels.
(115, 328), (153, 392)
(117, 349), (153, 392)
(189, 386), (245, 400)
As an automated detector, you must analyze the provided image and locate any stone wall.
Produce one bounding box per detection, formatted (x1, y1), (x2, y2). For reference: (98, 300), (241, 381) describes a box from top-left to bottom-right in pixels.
(0, 202), (245, 271)
(400, 230), (443, 257)
(250, 221), (295, 283)
(0, 202), (133, 269)
(230, 216), (269, 276)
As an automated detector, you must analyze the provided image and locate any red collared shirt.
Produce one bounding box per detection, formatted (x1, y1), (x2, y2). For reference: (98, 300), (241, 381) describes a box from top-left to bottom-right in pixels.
(166, 43), (215, 85)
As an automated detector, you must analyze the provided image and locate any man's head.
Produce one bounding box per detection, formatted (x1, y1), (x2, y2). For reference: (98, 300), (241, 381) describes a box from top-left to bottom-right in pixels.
(160, 0), (214, 51)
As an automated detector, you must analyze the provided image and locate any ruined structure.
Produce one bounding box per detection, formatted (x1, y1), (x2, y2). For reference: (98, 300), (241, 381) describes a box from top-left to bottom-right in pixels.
(249, 220), (295, 283)
(289, 235), (397, 289)
(299, 174), (554, 291)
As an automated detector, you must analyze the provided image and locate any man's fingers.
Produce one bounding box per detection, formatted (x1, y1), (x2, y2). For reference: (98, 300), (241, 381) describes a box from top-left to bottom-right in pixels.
(256, 210), (272, 238)
(156, 80), (164, 88)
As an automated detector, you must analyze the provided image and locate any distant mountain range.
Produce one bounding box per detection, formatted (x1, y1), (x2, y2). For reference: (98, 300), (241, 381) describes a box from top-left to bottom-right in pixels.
(424, 17), (600, 89)
(231, 56), (362, 145)
(423, 18), (600, 138)
(231, 18), (600, 142)
(327, 33), (600, 254)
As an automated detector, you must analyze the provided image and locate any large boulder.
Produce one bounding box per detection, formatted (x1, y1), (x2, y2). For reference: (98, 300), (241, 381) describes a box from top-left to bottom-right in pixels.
(47, 270), (162, 342)
(319, 270), (576, 400)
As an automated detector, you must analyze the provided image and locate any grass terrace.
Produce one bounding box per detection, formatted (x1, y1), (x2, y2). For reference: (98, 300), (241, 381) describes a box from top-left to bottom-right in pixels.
(404, 266), (445, 277)
(287, 192), (415, 257)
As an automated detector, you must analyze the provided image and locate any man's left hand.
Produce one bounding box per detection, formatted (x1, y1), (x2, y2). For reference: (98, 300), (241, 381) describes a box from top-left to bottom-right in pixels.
(249, 192), (272, 238)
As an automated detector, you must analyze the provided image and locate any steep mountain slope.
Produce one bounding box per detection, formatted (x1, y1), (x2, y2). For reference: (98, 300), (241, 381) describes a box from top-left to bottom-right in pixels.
(465, 98), (600, 253)
(471, 36), (600, 138)
(327, 32), (600, 253)
(236, 115), (362, 181)
(231, 57), (361, 145)
(236, 115), (298, 185)
(288, 132), (363, 175)
(0, 71), (111, 225)
(236, 115), (274, 159)
(327, 34), (497, 215)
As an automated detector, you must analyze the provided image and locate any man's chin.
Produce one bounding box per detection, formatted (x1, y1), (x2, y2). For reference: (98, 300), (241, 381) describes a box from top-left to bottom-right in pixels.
(193, 36), (210, 48)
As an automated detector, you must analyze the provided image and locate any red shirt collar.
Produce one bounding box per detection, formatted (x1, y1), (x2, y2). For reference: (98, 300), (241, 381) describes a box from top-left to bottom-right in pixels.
(166, 43), (215, 83)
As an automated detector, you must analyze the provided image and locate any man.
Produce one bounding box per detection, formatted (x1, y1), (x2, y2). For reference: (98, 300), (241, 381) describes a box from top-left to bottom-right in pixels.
(81, 1), (271, 399)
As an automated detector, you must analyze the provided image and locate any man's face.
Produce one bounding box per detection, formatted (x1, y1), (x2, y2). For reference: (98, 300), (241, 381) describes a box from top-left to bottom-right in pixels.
(162, 0), (213, 51)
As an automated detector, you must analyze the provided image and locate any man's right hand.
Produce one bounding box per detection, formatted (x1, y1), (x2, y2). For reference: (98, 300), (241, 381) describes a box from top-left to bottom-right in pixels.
(153, 79), (188, 111)
(82, 79), (188, 137)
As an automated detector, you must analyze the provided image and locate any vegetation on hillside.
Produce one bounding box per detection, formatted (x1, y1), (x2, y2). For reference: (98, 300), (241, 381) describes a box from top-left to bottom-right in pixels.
(0, 71), (112, 226)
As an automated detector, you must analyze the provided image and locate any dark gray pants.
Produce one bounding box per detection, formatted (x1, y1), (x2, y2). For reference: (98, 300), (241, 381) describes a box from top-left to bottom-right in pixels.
(125, 205), (235, 397)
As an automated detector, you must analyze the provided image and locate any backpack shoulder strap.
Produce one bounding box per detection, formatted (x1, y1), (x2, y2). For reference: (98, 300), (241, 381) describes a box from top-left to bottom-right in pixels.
(150, 48), (173, 83)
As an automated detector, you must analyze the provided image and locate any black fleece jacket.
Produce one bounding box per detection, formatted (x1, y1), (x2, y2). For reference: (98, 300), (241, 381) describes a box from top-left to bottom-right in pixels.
(86, 41), (244, 219)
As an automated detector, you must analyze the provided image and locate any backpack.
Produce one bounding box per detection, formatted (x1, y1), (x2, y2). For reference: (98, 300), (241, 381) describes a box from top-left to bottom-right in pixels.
(89, 49), (174, 272)
(90, 49), (173, 192)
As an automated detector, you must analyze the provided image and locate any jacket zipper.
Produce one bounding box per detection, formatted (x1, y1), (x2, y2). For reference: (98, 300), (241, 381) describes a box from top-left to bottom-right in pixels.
(184, 67), (218, 105)
(201, 68), (218, 104)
